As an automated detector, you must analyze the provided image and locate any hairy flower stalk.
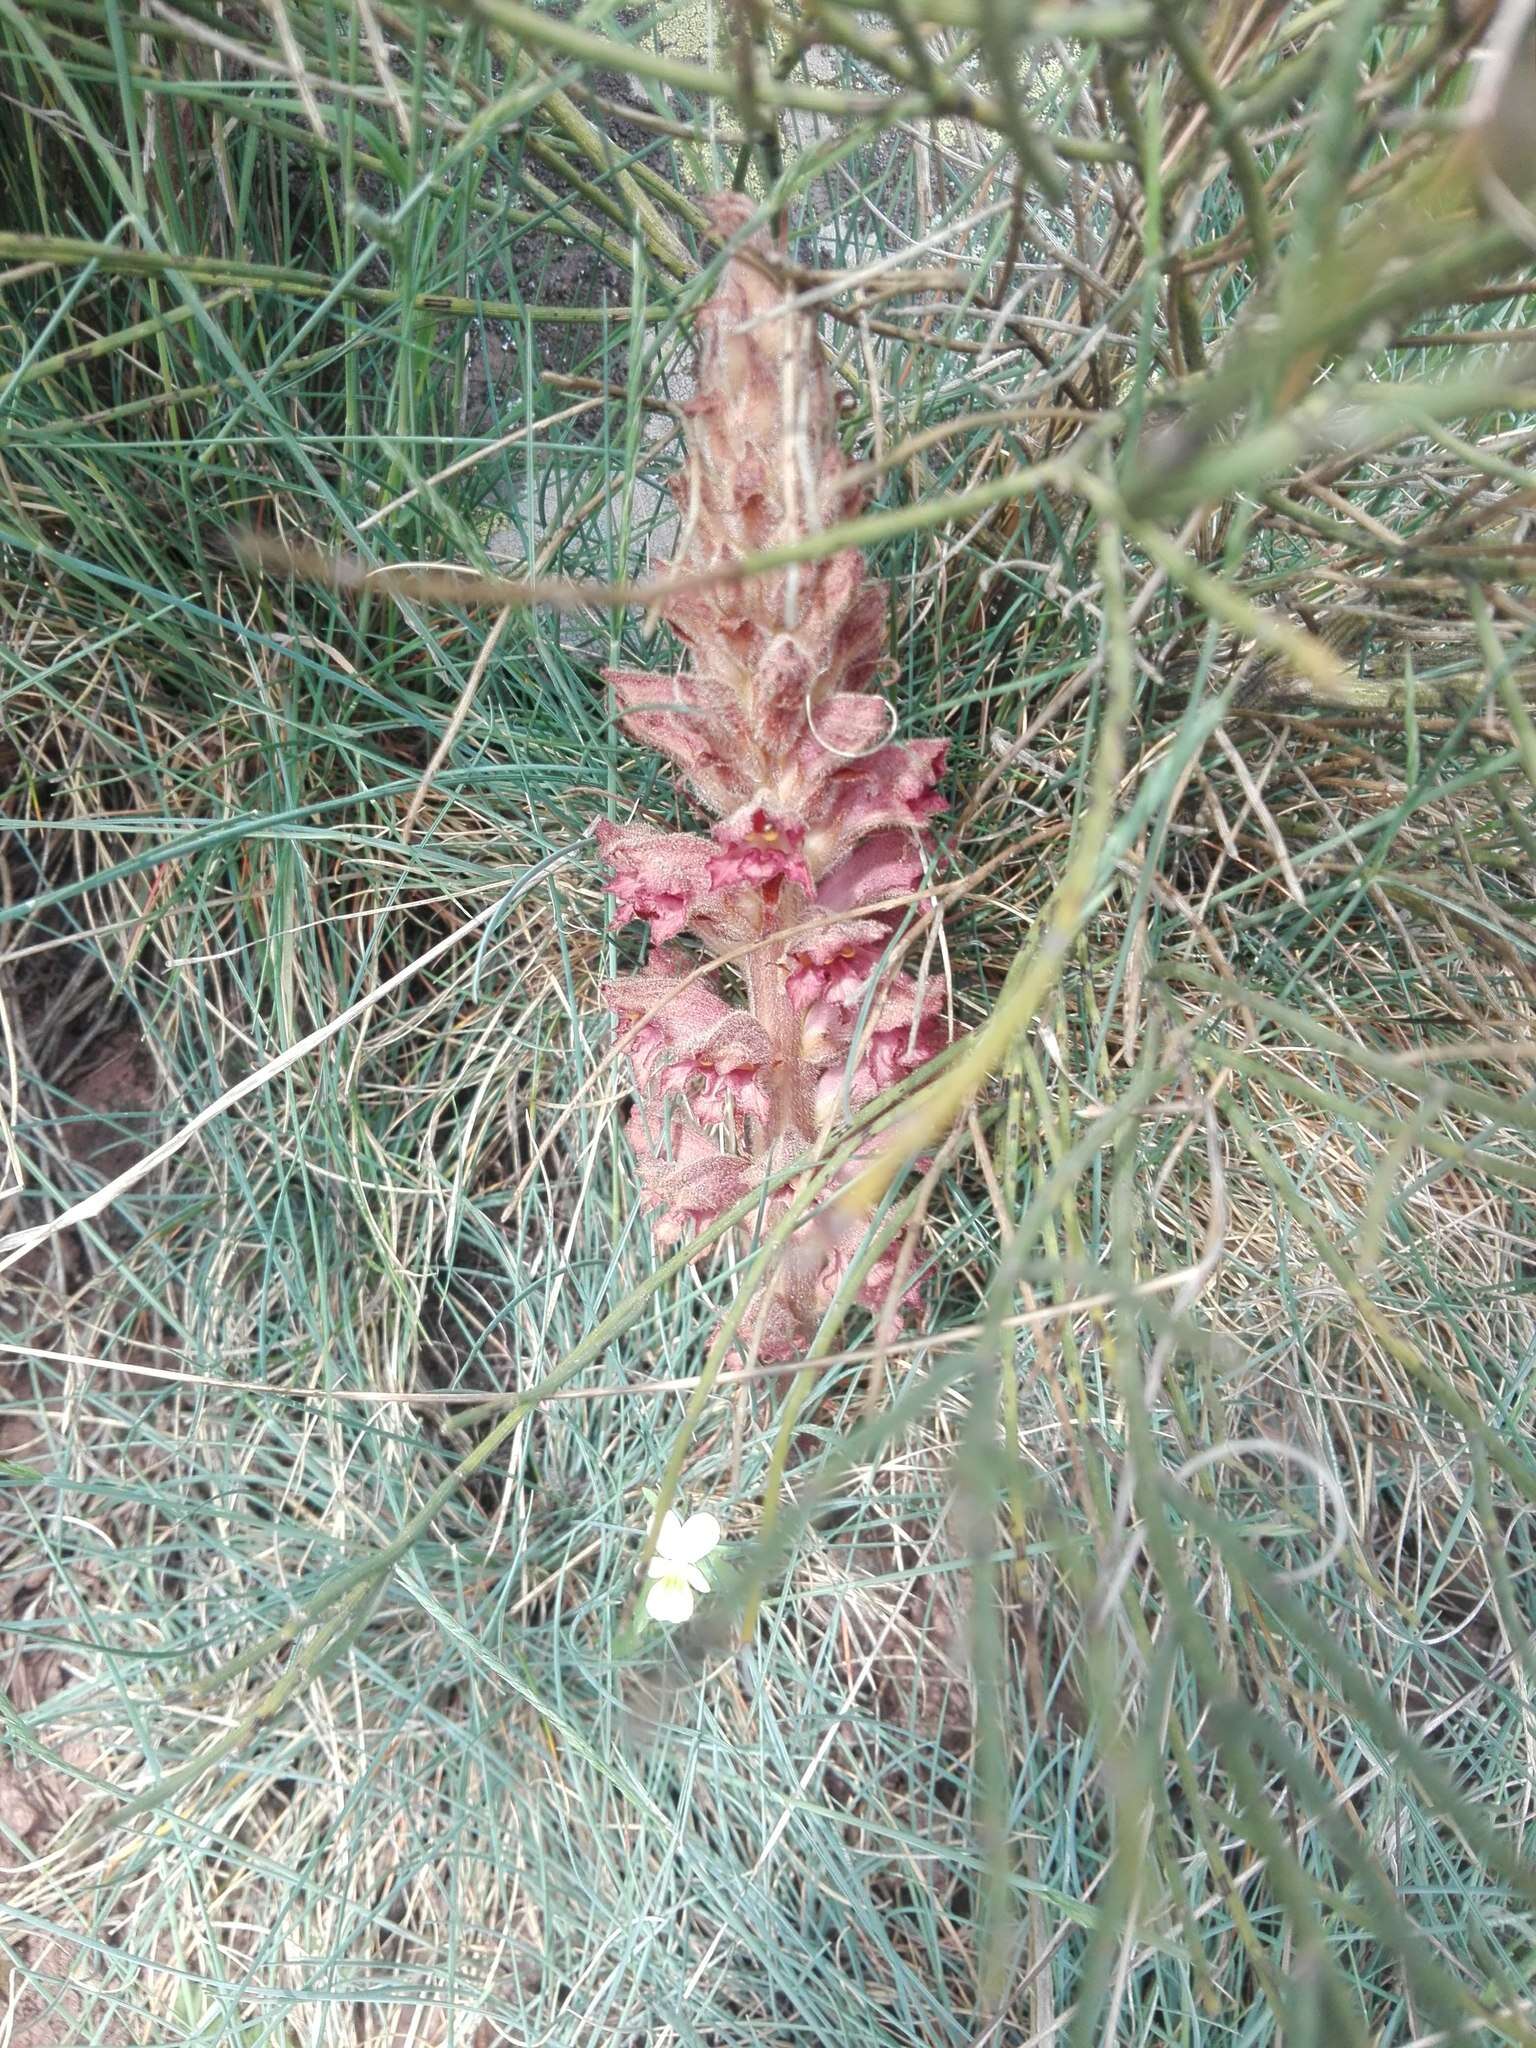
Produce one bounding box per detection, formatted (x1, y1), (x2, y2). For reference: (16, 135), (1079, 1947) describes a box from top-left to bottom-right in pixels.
(599, 195), (951, 1363)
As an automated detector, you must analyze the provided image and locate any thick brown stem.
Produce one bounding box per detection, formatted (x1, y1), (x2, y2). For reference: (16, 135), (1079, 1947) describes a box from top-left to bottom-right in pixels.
(744, 902), (814, 1151)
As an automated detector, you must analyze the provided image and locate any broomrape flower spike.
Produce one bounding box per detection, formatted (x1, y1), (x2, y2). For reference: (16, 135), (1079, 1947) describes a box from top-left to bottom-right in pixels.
(598, 193), (957, 1363)
(645, 1509), (722, 1625)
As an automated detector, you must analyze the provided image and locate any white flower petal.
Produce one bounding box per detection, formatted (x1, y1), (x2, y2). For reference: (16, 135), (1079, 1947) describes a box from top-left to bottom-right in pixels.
(644, 1571), (696, 1625)
(682, 1562), (710, 1595)
(671, 1511), (722, 1565)
(644, 1556), (671, 1581)
(655, 1509), (687, 1561)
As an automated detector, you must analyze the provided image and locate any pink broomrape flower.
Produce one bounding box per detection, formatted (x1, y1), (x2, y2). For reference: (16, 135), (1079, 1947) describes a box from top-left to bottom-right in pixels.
(604, 954), (732, 1085)
(780, 920), (890, 1009)
(596, 194), (956, 1355)
(812, 978), (948, 1121)
(594, 821), (713, 943)
(657, 1009), (777, 1126)
(708, 802), (814, 894)
(627, 1103), (752, 1251)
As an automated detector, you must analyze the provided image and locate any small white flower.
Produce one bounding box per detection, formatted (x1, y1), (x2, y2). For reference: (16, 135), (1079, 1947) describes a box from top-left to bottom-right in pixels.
(643, 1508), (721, 1625)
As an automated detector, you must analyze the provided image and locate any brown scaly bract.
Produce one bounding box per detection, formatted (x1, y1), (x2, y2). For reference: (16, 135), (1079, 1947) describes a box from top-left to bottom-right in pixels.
(598, 194), (950, 1361)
